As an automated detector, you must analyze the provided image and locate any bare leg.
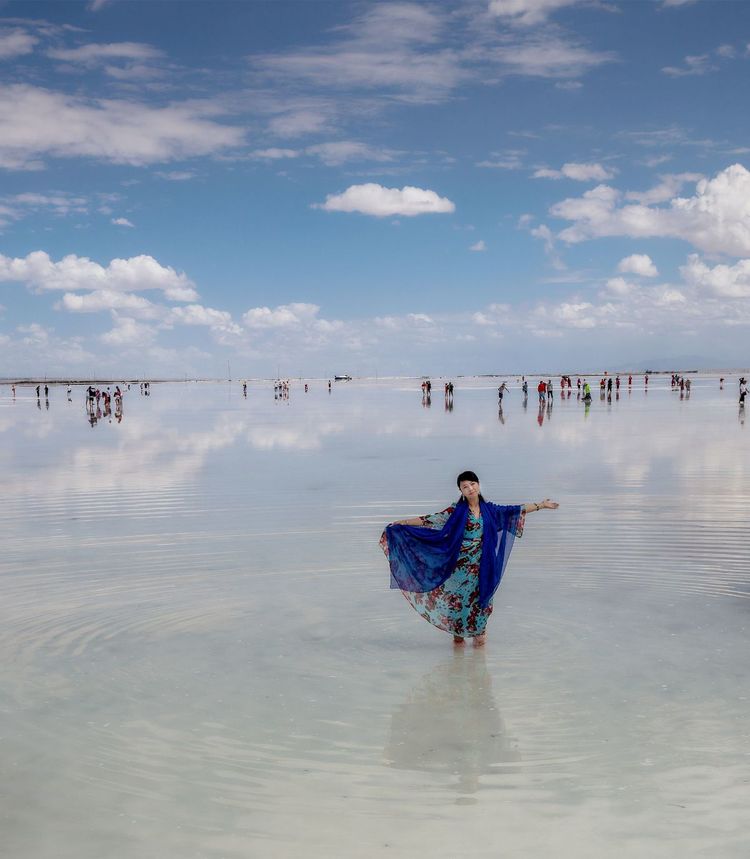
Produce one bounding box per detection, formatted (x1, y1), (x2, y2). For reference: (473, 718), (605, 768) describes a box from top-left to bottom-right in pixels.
(453, 635), (465, 645)
(473, 633), (486, 647)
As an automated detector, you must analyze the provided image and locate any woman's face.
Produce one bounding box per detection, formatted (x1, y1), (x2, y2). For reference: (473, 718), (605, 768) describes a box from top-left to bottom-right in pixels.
(459, 480), (480, 502)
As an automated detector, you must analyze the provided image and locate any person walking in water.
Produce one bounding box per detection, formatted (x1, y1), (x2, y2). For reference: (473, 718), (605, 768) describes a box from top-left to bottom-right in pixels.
(739, 377), (747, 407)
(537, 380), (546, 403)
(380, 471), (559, 646)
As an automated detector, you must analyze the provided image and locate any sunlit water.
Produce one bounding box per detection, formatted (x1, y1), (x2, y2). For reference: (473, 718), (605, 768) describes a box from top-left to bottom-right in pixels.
(1, 377), (748, 858)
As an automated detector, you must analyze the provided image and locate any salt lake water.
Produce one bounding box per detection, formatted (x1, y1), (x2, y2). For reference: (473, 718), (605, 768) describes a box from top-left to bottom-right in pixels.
(1, 376), (748, 858)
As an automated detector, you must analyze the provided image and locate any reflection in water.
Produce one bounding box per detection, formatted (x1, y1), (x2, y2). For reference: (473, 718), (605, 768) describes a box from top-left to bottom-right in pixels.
(385, 650), (520, 797)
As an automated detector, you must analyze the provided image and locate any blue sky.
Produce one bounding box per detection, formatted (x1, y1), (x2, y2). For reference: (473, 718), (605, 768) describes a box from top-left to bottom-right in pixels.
(1, 0), (750, 378)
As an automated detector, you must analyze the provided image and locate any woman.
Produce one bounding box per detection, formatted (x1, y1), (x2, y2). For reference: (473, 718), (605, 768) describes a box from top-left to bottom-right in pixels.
(380, 471), (559, 646)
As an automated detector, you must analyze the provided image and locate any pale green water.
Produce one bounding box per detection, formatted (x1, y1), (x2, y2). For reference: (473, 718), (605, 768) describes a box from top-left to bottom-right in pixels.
(1, 377), (748, 858)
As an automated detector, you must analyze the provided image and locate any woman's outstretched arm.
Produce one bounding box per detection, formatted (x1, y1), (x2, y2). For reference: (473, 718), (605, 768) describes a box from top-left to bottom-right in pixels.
(521, 498), (559, 514)
(392, 516), (425, 526)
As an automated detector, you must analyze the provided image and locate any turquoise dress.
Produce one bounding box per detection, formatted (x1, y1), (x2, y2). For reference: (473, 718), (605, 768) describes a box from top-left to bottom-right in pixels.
(381, 506), (525, 638)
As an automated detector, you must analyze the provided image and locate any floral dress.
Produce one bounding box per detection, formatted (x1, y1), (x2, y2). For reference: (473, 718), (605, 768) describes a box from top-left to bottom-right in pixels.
(381, 505), (525, 638)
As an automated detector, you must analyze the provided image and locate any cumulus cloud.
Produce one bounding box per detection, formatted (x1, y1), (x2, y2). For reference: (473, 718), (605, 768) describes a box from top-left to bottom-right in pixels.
(470, 240), (487, 252)
(169, 304), (242, 335)
(534, 162), (616, 181)
(618, 254), (658, 277)
(0, 251), (199, 300)
(111, 216), (134, 227)
(624, 172), (703, 204)
(315, 183), (455, 217)
(550, 164), (750, 257)
(243, 302), (323, 329)
(488, 0), (583, 26)
(100, 316), (157, 347)
(60, 289), (161, 317)
(680, 254), (750, 298)
(0, 84), (244, 169)
(0, 28), (39, 59)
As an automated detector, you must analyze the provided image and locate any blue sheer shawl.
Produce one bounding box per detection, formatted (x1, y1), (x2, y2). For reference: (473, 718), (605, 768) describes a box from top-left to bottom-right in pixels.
(384, 499), (522, 608)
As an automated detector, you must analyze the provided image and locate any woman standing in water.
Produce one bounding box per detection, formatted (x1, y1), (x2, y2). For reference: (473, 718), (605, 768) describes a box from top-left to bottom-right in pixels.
(380, 471), (559, 646)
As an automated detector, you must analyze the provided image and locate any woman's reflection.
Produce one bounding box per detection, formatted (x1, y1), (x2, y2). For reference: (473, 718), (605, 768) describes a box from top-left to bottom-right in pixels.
(385, 649), (520, 797)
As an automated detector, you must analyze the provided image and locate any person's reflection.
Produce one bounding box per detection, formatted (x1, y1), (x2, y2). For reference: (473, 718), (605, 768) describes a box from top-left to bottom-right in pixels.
(385, 650), (520, 798)
(422, 392), (431, 408)
(115, 397), (124, 423)
(497, 404), (504, 424)
(584, 400), (591, 418)
(537, 402), (545, 426)
(522, 393), (528, 411)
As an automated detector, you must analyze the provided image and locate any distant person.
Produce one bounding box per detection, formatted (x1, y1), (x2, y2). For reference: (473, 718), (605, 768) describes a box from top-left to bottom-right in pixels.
(628, 374), (632, 386)
(645, 375), (649, 387)
(497, 382), (508, 402)
(44, 384), (49, 397)
(11, 384), (16, 397)
(720, 377), (724, 389)
(739, 378), (747, 406)
(537, 380), (545, 403)
(522, 380), (528, 396)
(582, 381), (592, 402)
(243, 382), (247, 395)
(547, 379), (553, 401)
(36, 384), (40, 398)
(328, 380), (332, 392)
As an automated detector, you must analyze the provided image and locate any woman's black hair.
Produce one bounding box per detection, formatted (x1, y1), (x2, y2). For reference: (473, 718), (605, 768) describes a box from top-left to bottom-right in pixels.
(456, 470), (479, 487)
(456, 470), (484, 504)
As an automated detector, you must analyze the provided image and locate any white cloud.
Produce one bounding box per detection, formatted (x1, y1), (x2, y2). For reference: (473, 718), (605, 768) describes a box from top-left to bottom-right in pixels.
(243, 302), (323, 329)
(0, 28), (38, 59)
(551, 164), (750, 257)
(476, 150), (524, 170)
(306, 141), (396, 166)
(100, 314), (157, 346)
(60, 289), (161, 317)
(169, 304), (242, 335)
(315, 183), (455, 217)
(488, 0), (583, 26)
(48, 41), (161, 64)
(469, 240), (487, 252)
(487, 36), (615, 79)
(662, 54), (716, 77)
(154, 170), (197, 181)
(0, 84), (244, 169)
(624, 172), (703, 204)
(0, 251), (199, 300)
(250, 148), (299, 160)
(111, 216), (134, 227)
(605, 276), (636, 296)
(255, 4), (465, 103)
(534, 162), (616, 181)
(680, 254), (750, 298)
(618, 254), (658, 277)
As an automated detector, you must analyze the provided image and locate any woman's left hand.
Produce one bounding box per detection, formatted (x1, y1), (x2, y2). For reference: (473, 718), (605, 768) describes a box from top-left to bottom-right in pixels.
(541, 498), (559, 509)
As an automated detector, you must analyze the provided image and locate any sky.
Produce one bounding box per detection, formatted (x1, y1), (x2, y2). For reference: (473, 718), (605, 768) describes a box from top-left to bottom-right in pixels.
(1, 0), (750, 378)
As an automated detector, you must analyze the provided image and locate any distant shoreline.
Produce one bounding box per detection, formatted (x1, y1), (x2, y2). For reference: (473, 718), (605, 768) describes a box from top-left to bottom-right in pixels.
(1, 369), (748, 386)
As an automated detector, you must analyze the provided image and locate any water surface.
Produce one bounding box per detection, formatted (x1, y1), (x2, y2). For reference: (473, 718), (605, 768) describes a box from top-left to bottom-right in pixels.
(1, 377), (748, 857)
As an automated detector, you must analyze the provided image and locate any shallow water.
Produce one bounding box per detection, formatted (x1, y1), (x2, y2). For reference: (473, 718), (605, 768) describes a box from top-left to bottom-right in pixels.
(1, 377), (748, 858)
